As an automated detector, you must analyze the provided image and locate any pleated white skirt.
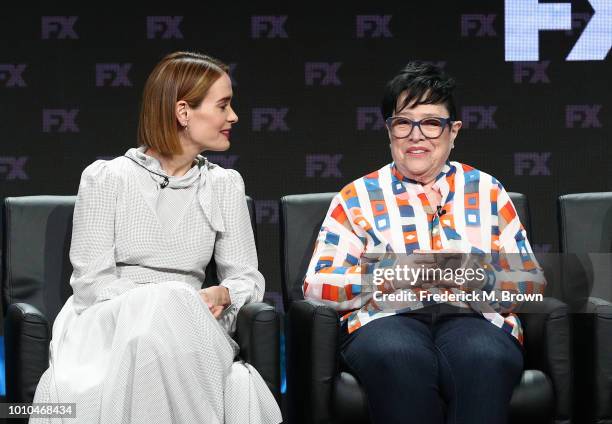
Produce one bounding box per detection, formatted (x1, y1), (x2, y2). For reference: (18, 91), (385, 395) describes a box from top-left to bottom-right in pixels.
(30, 281), (282, 424)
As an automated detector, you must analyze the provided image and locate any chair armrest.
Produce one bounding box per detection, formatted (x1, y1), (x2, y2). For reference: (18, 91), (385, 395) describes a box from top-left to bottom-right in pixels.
(509, 369), (555, 423)
(4, 303), (51, 403)
(576, 297), (612, 422)
(235, 302), (280, 402)
(584, 296), (612, 315)
(287, 300), (340, 424)
(516, 297), (571, 423)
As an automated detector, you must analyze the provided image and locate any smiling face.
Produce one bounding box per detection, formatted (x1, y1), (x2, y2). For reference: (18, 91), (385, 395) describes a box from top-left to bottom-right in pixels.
(389, 91), (462, 184)
(176, 72), (238, 153)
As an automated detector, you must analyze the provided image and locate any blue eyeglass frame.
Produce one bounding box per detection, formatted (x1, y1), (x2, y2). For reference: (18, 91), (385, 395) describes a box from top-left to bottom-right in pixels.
(385, 116), (454, 139)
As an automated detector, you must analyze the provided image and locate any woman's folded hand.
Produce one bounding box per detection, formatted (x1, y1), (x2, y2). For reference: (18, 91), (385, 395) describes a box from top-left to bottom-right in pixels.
(199, 286), (231, 318)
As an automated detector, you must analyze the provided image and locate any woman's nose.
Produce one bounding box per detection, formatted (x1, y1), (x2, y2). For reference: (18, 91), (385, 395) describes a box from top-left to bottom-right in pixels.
(228, 106), (238, 123)
(408, 123), (425, 141)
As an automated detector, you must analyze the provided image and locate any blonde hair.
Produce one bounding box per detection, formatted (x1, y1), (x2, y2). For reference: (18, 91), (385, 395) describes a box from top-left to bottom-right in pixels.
(137, 51), (229, 156)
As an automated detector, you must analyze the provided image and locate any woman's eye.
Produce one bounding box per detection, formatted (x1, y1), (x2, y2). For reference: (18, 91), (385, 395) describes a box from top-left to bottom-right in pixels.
(422, 119), (442, 127)
(394, 119), (411, 126)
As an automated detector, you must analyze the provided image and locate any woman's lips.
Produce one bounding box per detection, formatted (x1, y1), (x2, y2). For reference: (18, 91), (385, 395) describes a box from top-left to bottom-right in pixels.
(220, 130), (231, 139)
(405, 148), (429, 157)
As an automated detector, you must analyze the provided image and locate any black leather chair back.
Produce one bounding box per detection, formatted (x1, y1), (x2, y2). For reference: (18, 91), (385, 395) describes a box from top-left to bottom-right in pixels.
(559, 192), (612, 254)
(280, 191), (530, 311)
(510, 192), (531, 239)
(558, 192), (612, 423)
(2, 196), (76, 326)
(280, 192), (335, 310)
(2, 195), (256, 326)
(557, 193), (612, 302)
(557, 192), (612, 304)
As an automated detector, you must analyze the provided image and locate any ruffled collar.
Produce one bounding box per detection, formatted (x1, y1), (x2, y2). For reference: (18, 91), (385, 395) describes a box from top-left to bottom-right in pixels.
(124, 146), (225, 232)
(124, 146), (205, 189)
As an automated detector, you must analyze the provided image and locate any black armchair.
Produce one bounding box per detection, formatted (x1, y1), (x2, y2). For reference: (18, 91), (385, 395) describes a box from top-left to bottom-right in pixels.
(2, 195), (280, 409)
(281, 192), (571, 424)
(558, 192), (612, 424)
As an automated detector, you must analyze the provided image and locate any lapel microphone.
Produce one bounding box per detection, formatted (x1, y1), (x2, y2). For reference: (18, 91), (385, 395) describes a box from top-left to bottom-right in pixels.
(436, 205), (447, 217)
(123, 155), (170, 189)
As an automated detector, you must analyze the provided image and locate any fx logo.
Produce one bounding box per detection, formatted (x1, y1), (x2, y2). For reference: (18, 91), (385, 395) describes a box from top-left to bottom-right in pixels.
(41, 16), (78, 39)
(514, 152), (551, 176)
(251, 16), (288, 39)
(356, 15), (392, 38)
(255, 200), (278, 224)
(357, 107), (385, 130)
(505, 0), (611, 61)
(0, 157), (28, 180)
(206, 154), (239, 169)
(460, 106), (497, 129)
(306, 154), (343, 178)
(513, 61), (550, 83)
(305, 62), (342, 86)
(0, 64), (27, 87)
(461, 14), (497, 37)
(252, 108), (289, 131)
(43, 109), (79, 133)
(565, 12), (591, 35)
(146, 16), (183, 39)
(95, 64), (132, 87)
(565, 105), (602, 128)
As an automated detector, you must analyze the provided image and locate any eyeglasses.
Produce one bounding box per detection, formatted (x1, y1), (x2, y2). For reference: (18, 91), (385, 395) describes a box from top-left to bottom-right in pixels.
(385, 116), (453, 139)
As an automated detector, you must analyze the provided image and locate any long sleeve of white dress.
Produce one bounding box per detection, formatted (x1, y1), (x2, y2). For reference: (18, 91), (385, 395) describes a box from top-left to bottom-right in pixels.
(215, 169), (266, 333)
(69, 161), (139, 314)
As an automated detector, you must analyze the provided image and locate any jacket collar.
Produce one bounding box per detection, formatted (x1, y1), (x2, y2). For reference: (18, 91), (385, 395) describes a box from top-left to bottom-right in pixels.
(390, 160), (453, 191)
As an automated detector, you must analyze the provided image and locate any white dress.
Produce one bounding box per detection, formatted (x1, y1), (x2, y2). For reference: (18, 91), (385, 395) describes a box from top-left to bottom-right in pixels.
(30, 147), (283, 424)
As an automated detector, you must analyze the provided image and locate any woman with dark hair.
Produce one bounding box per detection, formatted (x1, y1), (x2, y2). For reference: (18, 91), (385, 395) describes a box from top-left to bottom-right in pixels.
(304, 62), (546, 424)
(31, 51), (282, 424)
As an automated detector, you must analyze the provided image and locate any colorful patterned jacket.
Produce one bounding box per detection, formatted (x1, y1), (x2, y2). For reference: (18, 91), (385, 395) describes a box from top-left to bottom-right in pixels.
(303, 161), (546, 344)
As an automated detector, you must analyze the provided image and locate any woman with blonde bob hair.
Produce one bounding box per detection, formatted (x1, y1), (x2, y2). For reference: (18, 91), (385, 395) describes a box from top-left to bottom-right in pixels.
(31, 52), (282, 424)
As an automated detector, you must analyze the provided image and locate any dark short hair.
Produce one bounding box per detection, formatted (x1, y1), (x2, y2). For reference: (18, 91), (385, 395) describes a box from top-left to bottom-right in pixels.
(381, 61), (457, 121)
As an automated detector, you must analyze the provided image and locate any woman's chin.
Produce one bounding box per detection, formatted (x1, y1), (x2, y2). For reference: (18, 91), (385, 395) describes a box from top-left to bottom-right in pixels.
(399, 163), (430, 178)
(204, 141), (230, 152)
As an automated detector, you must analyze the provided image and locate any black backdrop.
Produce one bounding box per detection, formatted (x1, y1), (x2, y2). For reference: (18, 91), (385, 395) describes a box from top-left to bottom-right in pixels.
(0, 3), (610, 311)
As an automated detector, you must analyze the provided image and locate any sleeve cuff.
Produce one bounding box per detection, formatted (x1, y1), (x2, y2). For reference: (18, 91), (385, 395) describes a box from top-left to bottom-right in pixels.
(220, 281), (250, 312)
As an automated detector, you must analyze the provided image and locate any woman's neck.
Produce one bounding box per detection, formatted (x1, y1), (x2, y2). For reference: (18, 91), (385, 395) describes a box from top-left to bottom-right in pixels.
(395, 162), (445, 188)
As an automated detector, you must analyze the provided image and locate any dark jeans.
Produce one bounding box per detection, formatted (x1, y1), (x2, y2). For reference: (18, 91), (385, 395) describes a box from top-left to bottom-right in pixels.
(340, 306), (524, 424)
